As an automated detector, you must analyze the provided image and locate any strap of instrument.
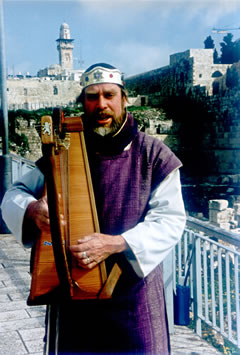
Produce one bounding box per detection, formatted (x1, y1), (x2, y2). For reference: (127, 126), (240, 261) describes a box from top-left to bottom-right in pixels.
(41, 115), (73, 298)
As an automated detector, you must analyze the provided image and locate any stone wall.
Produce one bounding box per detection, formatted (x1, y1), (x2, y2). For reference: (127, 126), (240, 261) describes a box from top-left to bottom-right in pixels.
(7, 78), (81, 111)
(202, 89), (240, 176)
(14, 118), (42, 161)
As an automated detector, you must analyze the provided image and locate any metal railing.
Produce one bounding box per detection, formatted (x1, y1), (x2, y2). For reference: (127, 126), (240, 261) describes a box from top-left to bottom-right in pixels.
(175, 216), (240, 350)
(10, 153), (35, 182)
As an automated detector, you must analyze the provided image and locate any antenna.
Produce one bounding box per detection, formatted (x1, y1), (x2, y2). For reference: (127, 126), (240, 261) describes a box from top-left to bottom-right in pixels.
(79, 41), (84, 69)
(73, 43), (84, 69)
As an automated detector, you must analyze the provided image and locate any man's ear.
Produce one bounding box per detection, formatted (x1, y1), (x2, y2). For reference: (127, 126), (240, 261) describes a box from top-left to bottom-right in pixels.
(123, 95), (127, 108)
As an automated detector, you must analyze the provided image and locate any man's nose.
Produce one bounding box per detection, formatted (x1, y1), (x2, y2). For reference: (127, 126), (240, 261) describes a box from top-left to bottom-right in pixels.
(97, 95), (107, 109)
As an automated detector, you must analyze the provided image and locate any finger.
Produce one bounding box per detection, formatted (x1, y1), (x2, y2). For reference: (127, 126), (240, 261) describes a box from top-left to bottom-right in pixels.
(70, 244), (89, 253)
(74, 251), (89, 260)
(39, 196), (49, 209)
(77, 235), (95, 244)
(39, 217), (50, 232)
(42, 195), (48, 203)
(77, 258), (96, 270)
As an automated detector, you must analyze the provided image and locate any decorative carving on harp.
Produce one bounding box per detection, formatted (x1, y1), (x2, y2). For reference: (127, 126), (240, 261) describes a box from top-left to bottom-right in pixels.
(28, 108), (122, 305)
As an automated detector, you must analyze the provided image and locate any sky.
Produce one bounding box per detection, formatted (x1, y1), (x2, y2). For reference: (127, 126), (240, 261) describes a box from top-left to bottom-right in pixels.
(2, 0), (240, 78)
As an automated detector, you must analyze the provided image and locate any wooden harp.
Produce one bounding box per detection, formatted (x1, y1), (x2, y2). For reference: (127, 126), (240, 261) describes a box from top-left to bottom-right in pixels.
(28, 109), (121, 305)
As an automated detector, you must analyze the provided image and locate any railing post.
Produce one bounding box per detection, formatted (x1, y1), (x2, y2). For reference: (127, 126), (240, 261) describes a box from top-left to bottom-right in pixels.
(192, 235), (202, 336)
(234, 254), (240, 348)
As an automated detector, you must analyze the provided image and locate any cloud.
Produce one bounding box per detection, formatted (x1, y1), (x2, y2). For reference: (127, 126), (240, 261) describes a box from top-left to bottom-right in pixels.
(74, 0), (240, 75)
(75, 0), (240, 29)
(182, 1), (240, 27)
(104, 41), (171, 76)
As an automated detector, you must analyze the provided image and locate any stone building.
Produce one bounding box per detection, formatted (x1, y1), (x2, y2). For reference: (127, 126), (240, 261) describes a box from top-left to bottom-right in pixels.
(126, 48), (230, 100)
(169, 49), (230, 94)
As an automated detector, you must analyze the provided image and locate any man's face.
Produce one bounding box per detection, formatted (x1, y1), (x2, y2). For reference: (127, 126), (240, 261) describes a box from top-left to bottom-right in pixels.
(83, 83), (126, 136)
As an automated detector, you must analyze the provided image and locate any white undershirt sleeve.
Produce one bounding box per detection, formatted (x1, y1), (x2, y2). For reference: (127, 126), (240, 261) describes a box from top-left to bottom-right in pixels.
(1, 168), (44, 246)
(122, 169), (186, 277)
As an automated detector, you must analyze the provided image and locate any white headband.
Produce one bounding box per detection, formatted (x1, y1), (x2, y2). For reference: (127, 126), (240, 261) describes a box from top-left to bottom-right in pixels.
(80, 66), (124, 88)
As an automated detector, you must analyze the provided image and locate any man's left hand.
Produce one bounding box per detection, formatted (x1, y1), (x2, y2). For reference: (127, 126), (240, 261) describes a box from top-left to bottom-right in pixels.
(69, 233), (127, 269)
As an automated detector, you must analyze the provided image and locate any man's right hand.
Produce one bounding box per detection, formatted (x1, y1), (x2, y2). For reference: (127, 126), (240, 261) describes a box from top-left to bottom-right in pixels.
(24, 196), (50, 233)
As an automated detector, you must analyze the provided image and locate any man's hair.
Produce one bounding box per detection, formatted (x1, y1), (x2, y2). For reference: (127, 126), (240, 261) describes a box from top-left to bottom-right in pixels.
(84, 63), (116, 72)
(76, 63), (128, 105)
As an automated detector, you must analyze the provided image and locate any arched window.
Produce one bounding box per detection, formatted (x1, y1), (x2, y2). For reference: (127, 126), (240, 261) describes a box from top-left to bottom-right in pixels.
(53, 86), (58, 95)
(212, 71), (223, 78)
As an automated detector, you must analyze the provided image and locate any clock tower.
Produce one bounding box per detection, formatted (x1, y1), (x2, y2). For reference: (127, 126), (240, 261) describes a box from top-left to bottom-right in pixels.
(56, 23), (74, 70)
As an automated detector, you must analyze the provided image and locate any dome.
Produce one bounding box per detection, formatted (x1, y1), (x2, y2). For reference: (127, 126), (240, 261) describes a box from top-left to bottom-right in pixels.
(61, 22), (69, 29)
(59, 23), (71, 39)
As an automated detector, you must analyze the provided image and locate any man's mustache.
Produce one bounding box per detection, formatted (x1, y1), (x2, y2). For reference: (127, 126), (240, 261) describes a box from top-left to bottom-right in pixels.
(94, 110), (114, 119)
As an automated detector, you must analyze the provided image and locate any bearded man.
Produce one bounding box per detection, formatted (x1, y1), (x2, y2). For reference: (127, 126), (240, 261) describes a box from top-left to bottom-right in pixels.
(1, 63), (186, 354)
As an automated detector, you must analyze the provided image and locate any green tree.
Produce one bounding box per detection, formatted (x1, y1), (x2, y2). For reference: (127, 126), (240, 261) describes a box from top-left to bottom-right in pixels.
(233, 39), (240, 62)
(220, 33), (235, 64)
(204, 35), (214, 49)
(204, 36), (220, 63)
(226, 67), (239, 89)
(213, 48), (220, 64)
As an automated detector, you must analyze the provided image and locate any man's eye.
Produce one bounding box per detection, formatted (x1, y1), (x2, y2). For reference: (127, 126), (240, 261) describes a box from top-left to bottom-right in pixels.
(86, 94), (98, 101)
(105, 93), (114, 98)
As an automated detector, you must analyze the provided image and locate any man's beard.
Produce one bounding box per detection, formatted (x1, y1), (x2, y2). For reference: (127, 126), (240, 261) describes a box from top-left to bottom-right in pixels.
(94, 126), (113, 137)
(93, 117), (123, 136)
(89, 107), (126, 137)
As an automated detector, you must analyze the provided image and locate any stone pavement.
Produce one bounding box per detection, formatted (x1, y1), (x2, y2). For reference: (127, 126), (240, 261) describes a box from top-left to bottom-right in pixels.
(0, 234), (221, 355)
(0, 234), (45, 355)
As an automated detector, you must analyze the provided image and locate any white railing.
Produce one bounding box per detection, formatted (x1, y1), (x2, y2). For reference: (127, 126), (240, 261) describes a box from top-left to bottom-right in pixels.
(10, 153), (35, 182)
(175, 217), (240, 350)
